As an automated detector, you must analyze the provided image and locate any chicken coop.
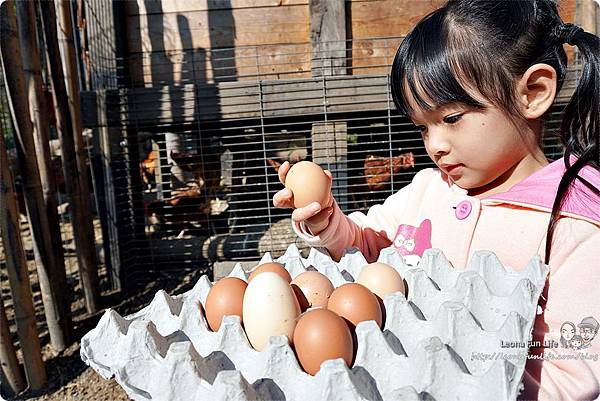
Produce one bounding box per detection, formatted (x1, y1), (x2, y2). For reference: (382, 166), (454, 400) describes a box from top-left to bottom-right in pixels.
(77, 0), (591, 291)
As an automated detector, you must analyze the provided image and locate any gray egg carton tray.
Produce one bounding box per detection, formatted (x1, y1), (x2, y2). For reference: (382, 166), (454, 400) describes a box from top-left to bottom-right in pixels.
(80, 245), (549, 401)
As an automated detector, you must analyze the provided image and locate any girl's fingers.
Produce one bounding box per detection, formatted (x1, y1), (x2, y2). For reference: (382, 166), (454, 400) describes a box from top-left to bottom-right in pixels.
(292, 202), (321, 222)
(293, 204), (334, 226)
(273, 188), (293, 208)
(278, 161), (290, 185)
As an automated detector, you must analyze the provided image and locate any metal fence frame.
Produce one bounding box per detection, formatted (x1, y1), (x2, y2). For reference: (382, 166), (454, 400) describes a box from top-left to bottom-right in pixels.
(78, 0), (578, 291)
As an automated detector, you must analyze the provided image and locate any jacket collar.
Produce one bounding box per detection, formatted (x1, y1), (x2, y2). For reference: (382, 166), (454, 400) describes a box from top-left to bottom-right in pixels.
(485, 157), (600, 225)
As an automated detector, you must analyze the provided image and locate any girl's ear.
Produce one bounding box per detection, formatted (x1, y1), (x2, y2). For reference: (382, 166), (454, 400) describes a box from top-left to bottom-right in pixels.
(517, 63), (558, 119)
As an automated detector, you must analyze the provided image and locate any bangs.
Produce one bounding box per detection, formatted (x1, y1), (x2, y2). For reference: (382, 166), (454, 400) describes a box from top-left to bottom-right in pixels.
(391, 9), (487, 117)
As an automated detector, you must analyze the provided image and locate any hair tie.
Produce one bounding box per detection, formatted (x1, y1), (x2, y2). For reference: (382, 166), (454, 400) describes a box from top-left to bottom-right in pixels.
(554, 23), (584, 46)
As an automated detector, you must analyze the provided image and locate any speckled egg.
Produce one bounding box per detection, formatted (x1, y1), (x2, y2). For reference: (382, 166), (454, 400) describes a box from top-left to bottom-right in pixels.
(291, 271), (334, 312)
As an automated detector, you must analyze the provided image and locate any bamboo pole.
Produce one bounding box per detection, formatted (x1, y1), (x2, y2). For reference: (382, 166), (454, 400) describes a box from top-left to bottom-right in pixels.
(39, 0), (100, 313)
(58, 0), (109, 293)
(0, 111), (46, 391)
(0, 294), (25, 397)
(59, 0), (117, 291)
(56, 0), (96, 238)
(1, 0), (72, 351)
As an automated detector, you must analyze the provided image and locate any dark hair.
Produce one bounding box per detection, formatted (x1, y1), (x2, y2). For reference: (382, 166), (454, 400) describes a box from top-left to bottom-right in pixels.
(390, 0), (600, 264)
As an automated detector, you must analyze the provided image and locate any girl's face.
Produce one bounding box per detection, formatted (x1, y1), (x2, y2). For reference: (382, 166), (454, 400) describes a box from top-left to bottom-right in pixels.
(407, 94), (546, 197)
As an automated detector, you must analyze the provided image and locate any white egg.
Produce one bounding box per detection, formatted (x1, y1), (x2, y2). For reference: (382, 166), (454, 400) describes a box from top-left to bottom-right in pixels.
(242, 272), (301, 351)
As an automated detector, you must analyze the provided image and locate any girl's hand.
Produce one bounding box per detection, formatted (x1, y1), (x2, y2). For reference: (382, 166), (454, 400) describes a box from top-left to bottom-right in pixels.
(272, 161), (335, 235)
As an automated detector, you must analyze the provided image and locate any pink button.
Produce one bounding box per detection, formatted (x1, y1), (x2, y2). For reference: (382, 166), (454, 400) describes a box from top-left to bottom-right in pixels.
(455, 200), (472, 220)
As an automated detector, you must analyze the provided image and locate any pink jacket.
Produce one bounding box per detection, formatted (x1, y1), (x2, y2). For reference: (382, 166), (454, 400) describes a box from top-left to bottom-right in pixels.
(293, 158), (600, 401)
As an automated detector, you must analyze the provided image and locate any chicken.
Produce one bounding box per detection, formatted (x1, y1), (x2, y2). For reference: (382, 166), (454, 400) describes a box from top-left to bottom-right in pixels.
(170, 150), (220, 195)
(364, 152), (415, 190)
(140, 149), (159, 189)
(145, 187), (210, 227)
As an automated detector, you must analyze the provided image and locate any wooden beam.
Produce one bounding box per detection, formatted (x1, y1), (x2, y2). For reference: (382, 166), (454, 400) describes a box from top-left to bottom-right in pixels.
(309, 0), (346, 76)
(80, 69), (577, 127)
(80, 75), (390, 126)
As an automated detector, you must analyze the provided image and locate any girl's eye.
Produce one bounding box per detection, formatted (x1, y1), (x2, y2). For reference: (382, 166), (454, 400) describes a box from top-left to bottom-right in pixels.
(443, 114), (462, 124)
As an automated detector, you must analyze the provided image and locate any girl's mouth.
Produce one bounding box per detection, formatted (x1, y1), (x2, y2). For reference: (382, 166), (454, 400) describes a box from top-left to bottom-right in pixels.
(441, 163), (464, 174)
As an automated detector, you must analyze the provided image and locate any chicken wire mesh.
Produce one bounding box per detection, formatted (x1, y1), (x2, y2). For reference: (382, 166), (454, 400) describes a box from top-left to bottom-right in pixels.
(77, 0), (577, 291)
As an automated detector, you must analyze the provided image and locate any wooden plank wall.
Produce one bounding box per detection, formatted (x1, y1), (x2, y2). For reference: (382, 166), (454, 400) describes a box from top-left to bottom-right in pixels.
(125, 0), (311, 85)
(125, 0), (451, 86)
(347, 0), (444, 75)
(125, 0), (580, 86)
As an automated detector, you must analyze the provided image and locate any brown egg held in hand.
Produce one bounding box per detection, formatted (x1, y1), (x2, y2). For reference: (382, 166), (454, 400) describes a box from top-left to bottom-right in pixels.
(291, 271), (334, 312)
(285, 161), (332, 233)
(284, 161), (331, 209)
(292, 309), (354, 375)
(327, 283), (382, 330)
(205, 277), (247, 331)
(247, 262), (291, 283)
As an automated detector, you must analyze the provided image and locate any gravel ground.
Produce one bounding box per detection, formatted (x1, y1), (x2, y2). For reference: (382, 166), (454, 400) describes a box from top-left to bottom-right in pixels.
(1, 217), (208, 401)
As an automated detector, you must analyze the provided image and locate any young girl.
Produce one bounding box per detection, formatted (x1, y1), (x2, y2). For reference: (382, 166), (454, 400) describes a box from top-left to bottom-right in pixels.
(273, 0), (600, 399)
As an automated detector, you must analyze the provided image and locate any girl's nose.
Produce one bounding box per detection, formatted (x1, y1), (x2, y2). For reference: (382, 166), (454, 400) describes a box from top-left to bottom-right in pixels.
(426, 130), (451, 156)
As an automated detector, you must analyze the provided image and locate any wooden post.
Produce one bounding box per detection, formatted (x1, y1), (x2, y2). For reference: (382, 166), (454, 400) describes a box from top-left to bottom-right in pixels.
(55, 0), (105, 291)
(0, 112), (47, 391)
(310, 0), (346, 77)
(0, 296), (25, 397)
(579, 0), (598, 35)
(40, 0), (100, 313)
(2, 0), (72, 351)
(65, 0), (117, 289)
(311, 122), (348, 211)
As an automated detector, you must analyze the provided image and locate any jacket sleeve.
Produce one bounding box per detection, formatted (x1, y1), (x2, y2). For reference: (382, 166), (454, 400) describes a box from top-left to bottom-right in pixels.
(520, 224), (600, 401)
(291, 176), (419, 263)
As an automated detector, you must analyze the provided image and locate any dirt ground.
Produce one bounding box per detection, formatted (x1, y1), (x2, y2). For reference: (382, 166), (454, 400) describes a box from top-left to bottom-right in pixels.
(1, 217), (209, 401)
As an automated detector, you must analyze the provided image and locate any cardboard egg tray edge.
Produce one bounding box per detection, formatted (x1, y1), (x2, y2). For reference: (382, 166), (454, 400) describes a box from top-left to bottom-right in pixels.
(80, 245), (549, 401)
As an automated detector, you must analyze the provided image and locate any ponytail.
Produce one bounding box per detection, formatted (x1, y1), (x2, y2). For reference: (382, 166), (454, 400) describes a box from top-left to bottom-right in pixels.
(545, 25), (600, 264)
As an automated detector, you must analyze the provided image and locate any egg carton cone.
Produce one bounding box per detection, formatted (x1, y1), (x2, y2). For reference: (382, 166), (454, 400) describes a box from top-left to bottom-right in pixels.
(81, 245), (549, 401)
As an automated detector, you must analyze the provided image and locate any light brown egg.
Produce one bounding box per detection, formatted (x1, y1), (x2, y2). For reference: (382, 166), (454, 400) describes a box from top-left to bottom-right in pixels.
(327, 283), (382, 330)
(291, 271), (334, 312)
(205, 277), (247, 331)
(247, 262), (291, 283)
(284, 161), (331, 209)
(356, 262), (406, 301)
(292, 308), (354, 375)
